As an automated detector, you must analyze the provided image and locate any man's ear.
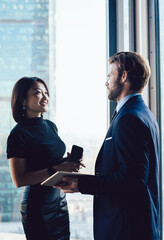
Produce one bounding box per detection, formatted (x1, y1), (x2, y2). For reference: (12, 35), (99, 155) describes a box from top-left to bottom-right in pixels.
(121, 71), (128, 83)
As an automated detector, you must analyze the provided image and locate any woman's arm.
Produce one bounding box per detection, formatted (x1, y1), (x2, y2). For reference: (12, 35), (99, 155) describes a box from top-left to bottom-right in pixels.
(9, 157), (50, 187)
(9, 157), (81, 188)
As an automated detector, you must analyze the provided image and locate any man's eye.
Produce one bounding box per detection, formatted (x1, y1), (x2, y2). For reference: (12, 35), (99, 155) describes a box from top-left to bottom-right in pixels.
(35, 91), (41, 94)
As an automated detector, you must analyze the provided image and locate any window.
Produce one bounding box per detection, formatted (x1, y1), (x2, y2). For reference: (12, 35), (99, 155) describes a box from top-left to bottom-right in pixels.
(159, 0), (164, 237)
(116, 0), (130, 51)
(0, 0), (106, 239)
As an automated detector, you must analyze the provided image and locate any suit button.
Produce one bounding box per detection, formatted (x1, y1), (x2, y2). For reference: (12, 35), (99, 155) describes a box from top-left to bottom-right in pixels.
(96, 172), (99, 176)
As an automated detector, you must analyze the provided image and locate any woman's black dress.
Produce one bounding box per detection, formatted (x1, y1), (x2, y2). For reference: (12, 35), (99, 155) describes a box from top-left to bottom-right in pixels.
(7, 117), (70, 240)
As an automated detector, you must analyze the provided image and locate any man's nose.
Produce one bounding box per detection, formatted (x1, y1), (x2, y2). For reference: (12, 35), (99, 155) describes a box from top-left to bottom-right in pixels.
(105, 78), (109, 86)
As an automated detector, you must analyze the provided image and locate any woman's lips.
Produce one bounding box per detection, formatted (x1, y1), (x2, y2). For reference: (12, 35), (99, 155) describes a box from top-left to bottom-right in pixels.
(40, 101), (48, 106)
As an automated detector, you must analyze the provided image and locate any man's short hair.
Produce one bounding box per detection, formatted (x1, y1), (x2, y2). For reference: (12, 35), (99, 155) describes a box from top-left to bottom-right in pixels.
(109, 51), (151, 92)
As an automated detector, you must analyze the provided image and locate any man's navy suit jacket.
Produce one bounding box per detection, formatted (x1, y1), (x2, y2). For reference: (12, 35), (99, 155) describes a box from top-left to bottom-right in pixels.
(78, 95), (160, 240)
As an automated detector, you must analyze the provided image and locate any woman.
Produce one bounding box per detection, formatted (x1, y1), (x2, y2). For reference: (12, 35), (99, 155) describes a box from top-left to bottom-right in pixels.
(7, 77), (81, 240)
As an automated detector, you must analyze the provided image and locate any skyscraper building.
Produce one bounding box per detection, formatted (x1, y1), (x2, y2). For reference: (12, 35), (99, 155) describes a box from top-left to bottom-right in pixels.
(0, 0), (56, 222)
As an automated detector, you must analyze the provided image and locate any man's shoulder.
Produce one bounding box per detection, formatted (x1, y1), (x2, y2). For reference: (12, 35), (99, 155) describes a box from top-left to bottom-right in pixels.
(120, 95), (153, 118)
(116, 102), (158, 133)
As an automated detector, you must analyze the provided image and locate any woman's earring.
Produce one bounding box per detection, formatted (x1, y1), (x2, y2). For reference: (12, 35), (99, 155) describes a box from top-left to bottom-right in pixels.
(22, 106), (26, 117)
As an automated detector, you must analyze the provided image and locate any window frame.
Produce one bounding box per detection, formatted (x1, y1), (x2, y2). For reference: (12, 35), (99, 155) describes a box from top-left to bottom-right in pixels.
(106, 0), (162, 238)
(106, 0), (117, 125)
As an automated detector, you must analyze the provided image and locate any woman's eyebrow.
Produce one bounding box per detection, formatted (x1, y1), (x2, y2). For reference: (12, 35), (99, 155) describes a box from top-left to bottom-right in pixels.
(32, 87), (48, 92)
(33, 88), (42, 91)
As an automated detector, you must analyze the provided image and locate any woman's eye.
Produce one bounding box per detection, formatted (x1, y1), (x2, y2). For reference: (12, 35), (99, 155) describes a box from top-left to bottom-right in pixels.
(34, 91), (49, 96)
(35, 91), (41, 94)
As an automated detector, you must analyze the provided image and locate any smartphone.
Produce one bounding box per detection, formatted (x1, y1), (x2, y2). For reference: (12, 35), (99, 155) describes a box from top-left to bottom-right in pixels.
(69, 145), (83, 162)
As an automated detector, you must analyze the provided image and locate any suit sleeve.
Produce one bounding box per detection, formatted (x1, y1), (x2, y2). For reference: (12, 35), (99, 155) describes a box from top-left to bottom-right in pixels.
(78, 114), (151, 196)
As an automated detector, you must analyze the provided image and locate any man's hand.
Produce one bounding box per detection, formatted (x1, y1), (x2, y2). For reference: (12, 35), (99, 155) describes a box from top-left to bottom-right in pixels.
(54, 177), (79, 193)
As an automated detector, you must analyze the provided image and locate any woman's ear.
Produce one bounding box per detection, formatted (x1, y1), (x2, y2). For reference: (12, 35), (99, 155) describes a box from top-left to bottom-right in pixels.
(23, 99), (26, 106)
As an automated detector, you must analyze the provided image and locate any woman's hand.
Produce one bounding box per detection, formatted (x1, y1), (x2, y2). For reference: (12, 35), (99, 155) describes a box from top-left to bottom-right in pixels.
(53, 152), (86, 172)
(53, 161), (80, 172)
(62, 152), (71, 162)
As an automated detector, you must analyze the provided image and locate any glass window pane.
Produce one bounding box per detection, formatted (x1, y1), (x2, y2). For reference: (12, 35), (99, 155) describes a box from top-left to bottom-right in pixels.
(123, 0), (130, 50)
(117, 0), (130, 51)
(55, 1), (107, 239)
(0, 0), (106, 239)
(159, 0), (164, 237)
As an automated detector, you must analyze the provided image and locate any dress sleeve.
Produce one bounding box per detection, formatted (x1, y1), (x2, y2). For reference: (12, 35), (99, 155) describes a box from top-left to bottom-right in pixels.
(7, 130), (27, 159)
(46, 120), (58, 134)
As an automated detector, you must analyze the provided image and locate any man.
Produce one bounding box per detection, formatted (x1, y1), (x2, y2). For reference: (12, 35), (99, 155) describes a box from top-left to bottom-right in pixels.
(56, 52), (160, 240)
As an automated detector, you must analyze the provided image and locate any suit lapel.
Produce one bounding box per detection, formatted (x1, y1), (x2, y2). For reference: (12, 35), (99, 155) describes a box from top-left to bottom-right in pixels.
(94, 95), (145, 173)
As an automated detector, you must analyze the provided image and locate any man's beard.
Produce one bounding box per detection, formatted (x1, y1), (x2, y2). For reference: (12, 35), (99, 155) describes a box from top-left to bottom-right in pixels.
(108, 76), (124, 102)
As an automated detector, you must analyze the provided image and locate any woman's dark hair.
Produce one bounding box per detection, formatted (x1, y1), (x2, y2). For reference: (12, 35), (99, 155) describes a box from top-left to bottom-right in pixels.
(11, 77), (49, 123)
(109, 51), (151, 92)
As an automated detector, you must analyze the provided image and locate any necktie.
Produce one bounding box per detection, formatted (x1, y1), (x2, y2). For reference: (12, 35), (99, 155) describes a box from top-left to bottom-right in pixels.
(112, 109), (117, 120)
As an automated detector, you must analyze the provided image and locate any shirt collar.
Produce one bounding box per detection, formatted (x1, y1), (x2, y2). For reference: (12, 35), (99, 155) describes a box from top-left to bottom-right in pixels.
(116, 93), (141, 112)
